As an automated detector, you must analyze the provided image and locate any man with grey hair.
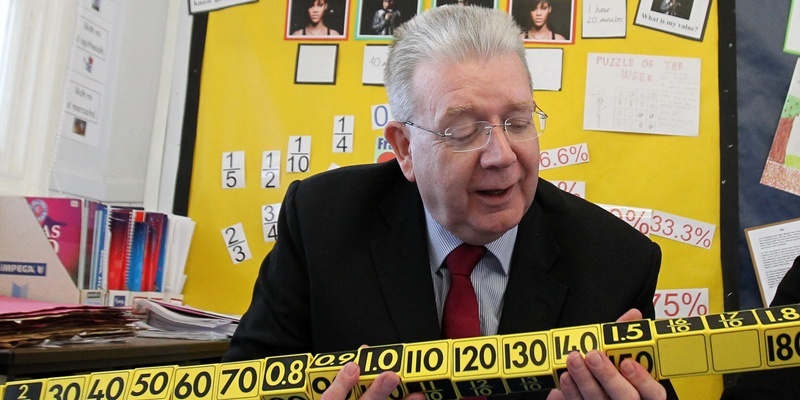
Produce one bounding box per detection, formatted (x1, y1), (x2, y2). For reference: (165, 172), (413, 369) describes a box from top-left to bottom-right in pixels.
(225, 5), (676, 400)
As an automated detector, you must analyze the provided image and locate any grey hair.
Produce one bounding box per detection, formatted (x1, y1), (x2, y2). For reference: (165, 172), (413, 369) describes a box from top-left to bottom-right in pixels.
(384, 5), (532, 122)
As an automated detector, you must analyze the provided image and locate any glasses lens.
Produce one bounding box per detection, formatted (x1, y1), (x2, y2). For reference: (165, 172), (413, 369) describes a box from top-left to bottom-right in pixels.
(445, 122), (489, 151)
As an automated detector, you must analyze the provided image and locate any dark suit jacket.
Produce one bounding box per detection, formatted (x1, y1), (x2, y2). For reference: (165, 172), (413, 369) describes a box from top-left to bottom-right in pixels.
(720, 256), (800, 400)
(224, 160), (677, 398)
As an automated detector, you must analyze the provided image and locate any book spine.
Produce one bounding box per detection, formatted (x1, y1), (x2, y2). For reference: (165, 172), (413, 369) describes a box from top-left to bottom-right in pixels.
(126, 210), (147, 292)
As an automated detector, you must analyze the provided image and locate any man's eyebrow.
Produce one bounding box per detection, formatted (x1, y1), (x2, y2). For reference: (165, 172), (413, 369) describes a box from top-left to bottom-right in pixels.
(443, 101), (533, 117)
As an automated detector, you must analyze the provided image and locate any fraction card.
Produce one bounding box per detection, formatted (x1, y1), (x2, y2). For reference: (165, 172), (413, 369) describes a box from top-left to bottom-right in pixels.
(221, 223), (252, 264)
(222, 151), (245, 189)
(332, 115), (354, 153)
(261, 151), (281, 189)
(287, 136), (311, 173)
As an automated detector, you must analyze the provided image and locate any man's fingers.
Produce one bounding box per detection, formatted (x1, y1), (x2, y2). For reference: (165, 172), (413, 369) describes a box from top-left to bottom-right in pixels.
(616, 308), (643, 322)
(320, 362), (359, 400)
(562, 351), (604, 399)
(358, 371), (402, 400)
(619, 359), (667, 400)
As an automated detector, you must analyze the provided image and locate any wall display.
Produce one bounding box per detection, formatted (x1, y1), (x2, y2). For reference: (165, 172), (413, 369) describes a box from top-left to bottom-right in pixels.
(58, 0), (118, 147)
(295, 44), (339, 84)
(762, 59), (800, 196)
(186, 1), (724, 397)
(524, 48), (563, 91)
(362, 45), (388, 85)
(286, 0), (349, 39)
(634, 0), (711, 41)
(509, 0), (576, 43)
(356, 0), (421, 39)
(261, 151), (281, 189)
(434, 0), (496, 7)
(785, 0), (800, 54)
(582, 0), (627, 38)
(583, 53), (701, 136)
(745, 218), (800, 306)
(221, 151), (245, 189)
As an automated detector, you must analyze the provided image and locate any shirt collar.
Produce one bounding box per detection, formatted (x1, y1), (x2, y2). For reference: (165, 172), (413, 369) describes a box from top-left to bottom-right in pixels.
(424, 208), (517, 275)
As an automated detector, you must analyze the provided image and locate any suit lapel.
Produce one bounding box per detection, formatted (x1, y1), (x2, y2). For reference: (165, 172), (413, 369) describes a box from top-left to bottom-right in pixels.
(498, 196), (568, 335)
(369, 178), (442, 343)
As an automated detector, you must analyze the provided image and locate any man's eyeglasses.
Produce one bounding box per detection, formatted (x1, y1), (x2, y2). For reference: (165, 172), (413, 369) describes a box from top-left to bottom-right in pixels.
(403, 105), (548, 153)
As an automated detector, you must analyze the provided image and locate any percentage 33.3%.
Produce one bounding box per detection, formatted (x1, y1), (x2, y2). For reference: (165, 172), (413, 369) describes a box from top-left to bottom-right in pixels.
(650, 210), (716, 250)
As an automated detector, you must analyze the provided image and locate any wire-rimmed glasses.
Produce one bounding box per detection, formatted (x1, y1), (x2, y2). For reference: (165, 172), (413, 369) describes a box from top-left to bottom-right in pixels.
(403, 105), (548, 153)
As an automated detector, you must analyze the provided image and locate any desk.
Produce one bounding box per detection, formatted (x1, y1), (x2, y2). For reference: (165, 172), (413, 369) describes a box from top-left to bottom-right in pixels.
(0, 337), (229, 380)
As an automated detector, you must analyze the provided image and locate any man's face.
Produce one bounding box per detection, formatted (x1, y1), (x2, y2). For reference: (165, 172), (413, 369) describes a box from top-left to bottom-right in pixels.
(389, 54), (540, 245)
(383, 0), (392, 9)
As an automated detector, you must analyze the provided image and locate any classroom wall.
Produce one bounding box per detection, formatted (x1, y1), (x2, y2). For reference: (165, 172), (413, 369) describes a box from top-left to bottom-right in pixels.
(185, 1), (723, 397)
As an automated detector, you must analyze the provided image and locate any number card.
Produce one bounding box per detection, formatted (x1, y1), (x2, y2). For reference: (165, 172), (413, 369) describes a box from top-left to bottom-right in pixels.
(539, 143), (590, 171)
(261, 353), (312, 400)
(45, 376), (86, 400)
(602, 320), (658, 379)
(216, 359), (264, 400)
(704, 311), (763, 373)
(128, 366), (175, 400)
(222, 151), (245, 189)
(500, 332), (556, 393)
(4, 380), (45, 400)
(653, 288), (709, 319)
(262, 151), (281, 189)
(650, 210), (716, 249)
(262, 203), (281, 243)
(550, 325), (601, 379)
(362, 45), (388, 85)
(307, 351), (358, 400)
(86, 371), (131, 400)
(451, 337), (506, 398)
(401, 340), (459, 400)
(652, 316), (709, 378)
(756, 304), (800, 368)
(222, 223), (252, 264)
(371, 104), (392, 131)
(356, 345), (406, 398)
(173, 364), (218, 400)
(287, 136), (311, 173)
(332, 116), (355, 153)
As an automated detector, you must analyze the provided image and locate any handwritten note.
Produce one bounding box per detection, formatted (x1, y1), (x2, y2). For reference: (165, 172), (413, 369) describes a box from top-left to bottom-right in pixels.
(583, 53), (700, 136)
(582, 0), (626, 38)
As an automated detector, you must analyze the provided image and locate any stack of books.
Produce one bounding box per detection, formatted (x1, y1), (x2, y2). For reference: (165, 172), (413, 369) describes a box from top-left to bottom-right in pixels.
(0, 196), (195, 306)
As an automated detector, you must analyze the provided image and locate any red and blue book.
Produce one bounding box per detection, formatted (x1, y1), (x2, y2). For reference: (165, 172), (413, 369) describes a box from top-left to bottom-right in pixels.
(24, 197), (84, 287)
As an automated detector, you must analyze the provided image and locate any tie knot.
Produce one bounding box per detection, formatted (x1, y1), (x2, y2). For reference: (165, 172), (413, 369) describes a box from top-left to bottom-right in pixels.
(445, 243), (486, 276)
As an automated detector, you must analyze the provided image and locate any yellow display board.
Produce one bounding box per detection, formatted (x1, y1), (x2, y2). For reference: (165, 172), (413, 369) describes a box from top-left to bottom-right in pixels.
(186, 0), (722, 398)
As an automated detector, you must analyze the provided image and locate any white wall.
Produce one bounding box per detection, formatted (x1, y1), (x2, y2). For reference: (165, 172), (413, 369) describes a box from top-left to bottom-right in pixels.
(1, 0), (191, 211)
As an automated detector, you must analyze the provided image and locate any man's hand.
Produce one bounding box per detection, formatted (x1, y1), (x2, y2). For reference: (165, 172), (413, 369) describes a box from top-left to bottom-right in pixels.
(320, 362), (425, 400)
(546, 309), (667, 400)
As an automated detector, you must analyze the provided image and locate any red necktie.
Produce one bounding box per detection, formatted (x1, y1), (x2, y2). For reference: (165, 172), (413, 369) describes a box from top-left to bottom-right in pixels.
(441, 243), (486, 339)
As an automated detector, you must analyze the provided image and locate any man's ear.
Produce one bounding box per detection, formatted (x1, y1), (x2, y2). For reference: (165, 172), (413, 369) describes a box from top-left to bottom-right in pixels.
(384, 121), (415, 182)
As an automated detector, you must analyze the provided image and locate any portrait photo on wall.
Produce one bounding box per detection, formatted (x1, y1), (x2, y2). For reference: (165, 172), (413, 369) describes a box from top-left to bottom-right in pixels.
(509, 0), (575, 44)
(356, 0), (420, 39)
(286, 0), (349, 39)
(434, 0), (496, 8)
(634, 0), (710, 41)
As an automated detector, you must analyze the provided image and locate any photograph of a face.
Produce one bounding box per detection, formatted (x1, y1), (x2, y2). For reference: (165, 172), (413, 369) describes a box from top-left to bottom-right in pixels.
(286, 0), (349, 40)
(509, 0), (576, 44)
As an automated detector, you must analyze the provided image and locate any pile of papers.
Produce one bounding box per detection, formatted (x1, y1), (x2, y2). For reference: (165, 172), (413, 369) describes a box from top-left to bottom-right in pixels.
(134, 299), (238, 341)
(0, 296), (138, 348)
